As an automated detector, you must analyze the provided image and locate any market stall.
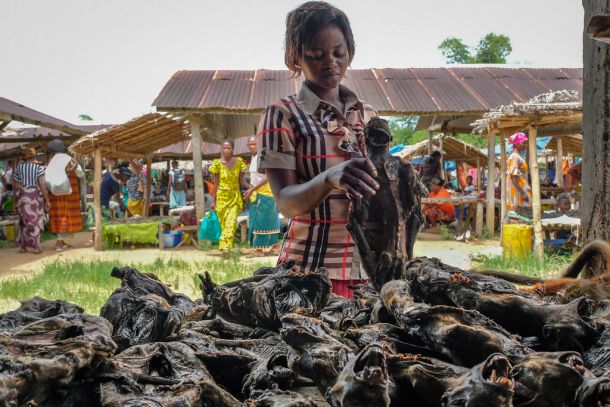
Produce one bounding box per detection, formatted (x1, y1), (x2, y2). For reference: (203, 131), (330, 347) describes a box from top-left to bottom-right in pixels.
(69, 113), (192, 250)
(472, 90), (582, 259)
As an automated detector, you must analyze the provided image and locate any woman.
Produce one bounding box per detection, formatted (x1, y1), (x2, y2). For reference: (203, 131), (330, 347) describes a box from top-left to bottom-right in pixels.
(126, 160), (146, 216)
(422, 177), (456, 228)
(257, 2), (379, 298)
(13, 146), (50, 253)
(209, 140), (250, 252)
(507, 132), (532, 210)
(244, 136), (280, 254)
(46, 140), (83, 251)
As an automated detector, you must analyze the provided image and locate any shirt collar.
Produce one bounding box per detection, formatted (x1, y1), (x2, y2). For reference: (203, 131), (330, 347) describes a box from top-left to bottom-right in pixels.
(297, 81), (362, 116)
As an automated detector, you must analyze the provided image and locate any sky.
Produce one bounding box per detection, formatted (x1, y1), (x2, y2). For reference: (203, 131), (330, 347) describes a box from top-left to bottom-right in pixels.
(1, 0), (584, 125)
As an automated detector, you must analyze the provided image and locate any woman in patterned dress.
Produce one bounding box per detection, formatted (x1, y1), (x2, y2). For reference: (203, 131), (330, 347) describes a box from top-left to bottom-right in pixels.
(209, 140), (251, 252)
(506, 132), (532, 211)
(256, 1), (380, 298)
(13, 146), (50, 254)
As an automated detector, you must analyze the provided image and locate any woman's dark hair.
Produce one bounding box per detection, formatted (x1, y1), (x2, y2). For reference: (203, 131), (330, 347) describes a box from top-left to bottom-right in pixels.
(222, 139), (234, 148)
(284, 1), (355, 77)
(431, 150), (442, 159)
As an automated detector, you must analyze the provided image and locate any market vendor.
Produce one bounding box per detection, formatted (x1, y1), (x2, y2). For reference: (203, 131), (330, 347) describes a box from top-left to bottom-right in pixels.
(126, 160), (146, 216)
(419, 150), (443, 189)
(87, 166), (132, 228)
(257, 1), (379, 298)
(422, 177), (456, 228)
(507, 132), (532, 210)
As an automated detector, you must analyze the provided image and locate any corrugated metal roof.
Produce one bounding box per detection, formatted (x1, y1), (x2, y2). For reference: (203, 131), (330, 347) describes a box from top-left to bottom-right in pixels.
(153, 135), (252, 161)
(0, 97), (86, 136)
(153, 67), (583, 116)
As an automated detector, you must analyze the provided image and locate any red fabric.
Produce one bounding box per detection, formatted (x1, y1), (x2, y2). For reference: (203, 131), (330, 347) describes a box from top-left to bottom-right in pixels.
(428, 187), (456, 217)
(457, 163), (467, 189)
(331, 278), (369, 299)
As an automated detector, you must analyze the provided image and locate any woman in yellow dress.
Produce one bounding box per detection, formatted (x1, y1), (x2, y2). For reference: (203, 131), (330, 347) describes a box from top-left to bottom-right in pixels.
(506, 132), (532, 210)
(209, 140), (250, 251)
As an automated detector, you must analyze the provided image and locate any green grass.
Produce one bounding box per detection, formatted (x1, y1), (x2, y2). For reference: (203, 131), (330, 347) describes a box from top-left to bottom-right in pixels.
(471, 252), (574, 278)
(0, 257), (274, 315)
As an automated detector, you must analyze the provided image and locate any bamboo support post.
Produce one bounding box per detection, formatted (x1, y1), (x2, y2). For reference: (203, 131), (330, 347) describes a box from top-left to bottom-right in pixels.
(486, 131), (496, 237)
(439, 134), (444, 179)
(94, 147), (102, 251)
(476, 201), (484, 237)
(144, 156), (152, 217)
(427, 130), (434, 155)
(476, 157), (481, 192)
(528, 125), (544, 260)
(499, 132), (507, 240)
(556, 136), (564, 187)
(190, 116), (205, 222)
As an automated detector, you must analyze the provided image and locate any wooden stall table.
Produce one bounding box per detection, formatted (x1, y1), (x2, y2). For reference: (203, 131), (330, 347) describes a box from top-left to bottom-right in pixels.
(150, 201), (169, 216)
(421, 196), (480, 235)
(168, 205), (195, 217)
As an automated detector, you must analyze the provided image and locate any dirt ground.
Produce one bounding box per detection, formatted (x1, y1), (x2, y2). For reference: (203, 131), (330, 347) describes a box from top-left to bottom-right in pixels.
(0, 231), (500, 277)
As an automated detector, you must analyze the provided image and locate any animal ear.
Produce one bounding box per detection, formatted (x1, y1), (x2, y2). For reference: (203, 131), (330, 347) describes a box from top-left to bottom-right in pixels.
(570, 297), (594, 318)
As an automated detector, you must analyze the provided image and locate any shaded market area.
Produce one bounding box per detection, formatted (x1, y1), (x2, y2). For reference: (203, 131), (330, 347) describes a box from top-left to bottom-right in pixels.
(1, 7), (610, 404)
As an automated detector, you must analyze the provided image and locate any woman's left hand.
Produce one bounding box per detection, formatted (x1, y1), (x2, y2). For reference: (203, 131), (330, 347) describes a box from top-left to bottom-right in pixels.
(44, 200), (50, 212)
(243, 187), (255, 201)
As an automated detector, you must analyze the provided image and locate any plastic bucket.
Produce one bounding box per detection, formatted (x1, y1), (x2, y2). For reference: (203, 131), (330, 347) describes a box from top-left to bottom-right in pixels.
(162, 230), (183, 248)
(502, 224), (532, 259)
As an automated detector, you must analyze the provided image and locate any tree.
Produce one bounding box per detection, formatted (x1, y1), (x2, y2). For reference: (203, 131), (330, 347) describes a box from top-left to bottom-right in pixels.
(78, 114), (93, 121)
(438, 37), (473, 64)
(581, 0), (610, 248)
(474, 33), (512, 64)
(438, 33), (512, 64)
(387, 116), (419, 146)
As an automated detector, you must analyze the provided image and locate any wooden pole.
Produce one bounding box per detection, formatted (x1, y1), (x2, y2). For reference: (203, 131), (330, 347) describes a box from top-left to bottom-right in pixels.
(144, 156), (152, 217)
(476, 201), (484, 237)
(439, 134), (444, 180)
(190, 116), (205, 222)
(427, 130), (434, 155)
(499, 132), (507, 240)
(528, 125), (544, 260)
(486, 131), (496, 237)
(555, 136), (564, 187)
(94, 147), (103, 251)
(476, 157), (481, 192)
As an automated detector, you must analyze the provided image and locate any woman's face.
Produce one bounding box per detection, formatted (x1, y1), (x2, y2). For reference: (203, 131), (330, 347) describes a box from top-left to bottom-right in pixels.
(298, 24), (349, 91)
(222, 142), (234, 158)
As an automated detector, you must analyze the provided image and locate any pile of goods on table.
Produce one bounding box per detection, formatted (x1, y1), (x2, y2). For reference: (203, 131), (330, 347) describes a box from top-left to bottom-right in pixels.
(1, 243), (610, 406)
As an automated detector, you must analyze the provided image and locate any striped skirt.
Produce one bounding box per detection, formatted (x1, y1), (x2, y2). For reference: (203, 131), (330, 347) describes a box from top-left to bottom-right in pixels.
(48, 171), (83, 234)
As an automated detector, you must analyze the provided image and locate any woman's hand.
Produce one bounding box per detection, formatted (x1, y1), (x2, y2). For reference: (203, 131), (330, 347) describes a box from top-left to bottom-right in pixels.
(210, 201), (216, 211)
(324, 158), (379, 199)
(44, 200), (50, 212)
(243, 187), (255, 202)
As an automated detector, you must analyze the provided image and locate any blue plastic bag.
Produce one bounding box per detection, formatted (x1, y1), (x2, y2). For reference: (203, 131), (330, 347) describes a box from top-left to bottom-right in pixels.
(199, 210), (221, 242)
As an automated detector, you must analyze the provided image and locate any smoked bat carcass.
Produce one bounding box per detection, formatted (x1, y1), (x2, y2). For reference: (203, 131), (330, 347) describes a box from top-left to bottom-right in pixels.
(347, 117), (426, 289)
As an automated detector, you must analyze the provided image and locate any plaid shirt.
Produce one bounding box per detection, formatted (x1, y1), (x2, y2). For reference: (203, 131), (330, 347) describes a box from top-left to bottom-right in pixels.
(257, 82), (377, 280)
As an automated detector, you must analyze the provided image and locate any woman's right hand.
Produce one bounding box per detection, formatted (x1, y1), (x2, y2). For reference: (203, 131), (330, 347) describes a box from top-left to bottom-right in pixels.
(210, 201), (216, 211)
(324, 158), (379, 199)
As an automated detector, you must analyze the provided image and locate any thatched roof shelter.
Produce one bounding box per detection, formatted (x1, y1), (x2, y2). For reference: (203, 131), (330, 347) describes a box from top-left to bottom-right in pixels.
(471, 90), (582, 135)
(70, 113), (194, 251)
(395, 135), (495, 168)
(470, 90), (583, 260)
(70, 113), (190, 159)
